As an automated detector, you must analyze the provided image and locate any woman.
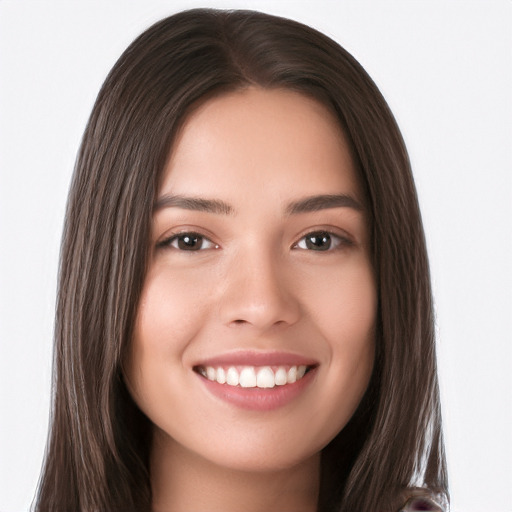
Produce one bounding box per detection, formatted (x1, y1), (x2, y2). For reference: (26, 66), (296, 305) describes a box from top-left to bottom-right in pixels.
(35, 9), (448, 512)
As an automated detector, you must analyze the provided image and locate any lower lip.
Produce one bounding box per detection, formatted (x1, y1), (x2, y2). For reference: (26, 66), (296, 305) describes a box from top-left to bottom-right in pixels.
(196, 368), (317, 411)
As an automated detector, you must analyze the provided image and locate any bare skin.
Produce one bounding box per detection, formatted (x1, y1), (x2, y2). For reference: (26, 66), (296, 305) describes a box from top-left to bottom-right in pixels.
(124, 88), (376, 512)
(151, 427), (320, 512)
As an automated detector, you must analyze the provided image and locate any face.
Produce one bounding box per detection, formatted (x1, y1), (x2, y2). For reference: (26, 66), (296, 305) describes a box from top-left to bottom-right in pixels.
(124, 88), (376, 472)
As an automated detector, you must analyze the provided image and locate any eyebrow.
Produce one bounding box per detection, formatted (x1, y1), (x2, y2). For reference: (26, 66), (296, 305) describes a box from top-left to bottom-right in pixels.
(153, 193), (363, 216)
(285, 194), (363, 215)
(154, 194), (233, 215)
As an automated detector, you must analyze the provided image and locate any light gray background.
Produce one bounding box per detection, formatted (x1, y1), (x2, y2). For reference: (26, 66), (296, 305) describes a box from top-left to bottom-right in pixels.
(1, 1), (511, 511)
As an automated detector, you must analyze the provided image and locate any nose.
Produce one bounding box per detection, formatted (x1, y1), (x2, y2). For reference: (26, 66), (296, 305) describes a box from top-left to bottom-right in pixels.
(219, 248), (301, 331)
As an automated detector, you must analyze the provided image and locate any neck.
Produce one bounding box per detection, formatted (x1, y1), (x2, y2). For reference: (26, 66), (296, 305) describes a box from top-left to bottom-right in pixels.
(150, 429), (320, 512)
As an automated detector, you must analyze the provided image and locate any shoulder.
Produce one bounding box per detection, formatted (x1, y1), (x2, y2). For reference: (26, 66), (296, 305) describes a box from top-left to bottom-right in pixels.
(397, 489), (447, 512)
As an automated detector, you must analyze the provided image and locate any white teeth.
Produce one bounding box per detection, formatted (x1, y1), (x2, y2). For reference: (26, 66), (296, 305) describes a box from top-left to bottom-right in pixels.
(287, 366), (297, 383)
(274, 367), (288, 386)
(226, 367), (239, 386)
(216, 367), (226, 384)
(239, 367), (257, 388)
(200, 364), (310, 388)
(256, 366), (275, 388)
(206, 366), (216, 381)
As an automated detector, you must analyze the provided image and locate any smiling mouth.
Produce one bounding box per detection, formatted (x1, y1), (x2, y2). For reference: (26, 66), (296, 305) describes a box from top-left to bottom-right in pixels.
(193, 364), (314, 389)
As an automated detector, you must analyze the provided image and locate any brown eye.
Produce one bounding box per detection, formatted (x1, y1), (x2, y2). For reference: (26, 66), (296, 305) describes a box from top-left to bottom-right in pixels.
(306, 232), (331, 251)
(159, 232), (217, 251)
(176, 234), (203, 250)
(295, 231), (346, 252)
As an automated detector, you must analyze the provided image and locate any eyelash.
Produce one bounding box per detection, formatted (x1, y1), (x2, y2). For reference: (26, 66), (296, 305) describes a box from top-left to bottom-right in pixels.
(157, 231), (219, 251)
(157, 230), (353, 253)
(293, 230), (353, 252)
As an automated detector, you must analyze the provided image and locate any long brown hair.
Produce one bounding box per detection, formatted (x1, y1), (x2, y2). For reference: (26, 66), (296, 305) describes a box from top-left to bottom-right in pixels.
(35, 9), (448, 512)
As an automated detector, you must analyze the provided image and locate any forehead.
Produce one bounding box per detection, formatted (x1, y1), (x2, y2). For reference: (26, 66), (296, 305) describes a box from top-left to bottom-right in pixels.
(161, 87), (361, 203)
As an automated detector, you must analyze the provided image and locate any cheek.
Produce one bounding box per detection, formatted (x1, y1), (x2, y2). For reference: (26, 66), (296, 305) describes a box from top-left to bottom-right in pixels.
(124, 263), (210, 404)
(135, 259), (216, 341)
(299, 257), (376, 437)
(300, 254), (377, 350)
(327, 259), (375, 327)
(324, 258), (376, 379)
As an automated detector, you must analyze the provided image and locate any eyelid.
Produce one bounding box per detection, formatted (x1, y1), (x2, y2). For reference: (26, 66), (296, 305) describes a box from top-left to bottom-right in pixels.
(292, 228), (355, 251)
(155, 226), (355, 251)
(156, 229), (219, 251)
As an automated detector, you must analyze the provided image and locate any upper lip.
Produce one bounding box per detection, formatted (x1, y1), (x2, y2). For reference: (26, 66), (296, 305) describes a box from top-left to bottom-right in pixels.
(193, 350), (319, 368)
